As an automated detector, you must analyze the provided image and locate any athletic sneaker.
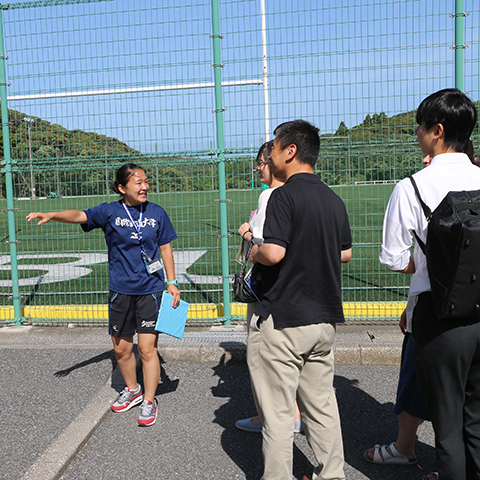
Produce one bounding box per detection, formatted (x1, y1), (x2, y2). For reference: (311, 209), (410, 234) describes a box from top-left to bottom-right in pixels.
(111, 385), (144, 413)
(138, 399), (158, 427)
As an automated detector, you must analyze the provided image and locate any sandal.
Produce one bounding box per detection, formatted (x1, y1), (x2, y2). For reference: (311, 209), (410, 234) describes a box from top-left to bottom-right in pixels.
(363, 442), (417, 465)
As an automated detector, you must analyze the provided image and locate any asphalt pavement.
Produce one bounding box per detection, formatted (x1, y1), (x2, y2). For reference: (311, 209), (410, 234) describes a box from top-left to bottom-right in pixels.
(0, 323), (436, 480)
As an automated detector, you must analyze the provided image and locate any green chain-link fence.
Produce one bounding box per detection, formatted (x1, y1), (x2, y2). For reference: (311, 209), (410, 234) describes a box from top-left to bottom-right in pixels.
(1, 0), (479, 325)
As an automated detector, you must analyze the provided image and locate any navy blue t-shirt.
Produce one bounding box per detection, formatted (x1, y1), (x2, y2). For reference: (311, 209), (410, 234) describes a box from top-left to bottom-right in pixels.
(82, 201), (177, 295)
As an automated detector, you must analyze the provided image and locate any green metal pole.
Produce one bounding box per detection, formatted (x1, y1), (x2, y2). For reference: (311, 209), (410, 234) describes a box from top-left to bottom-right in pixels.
(454, 0), (464, 91)
(0, 7), (23, 326)
(211, 0), (231, 324)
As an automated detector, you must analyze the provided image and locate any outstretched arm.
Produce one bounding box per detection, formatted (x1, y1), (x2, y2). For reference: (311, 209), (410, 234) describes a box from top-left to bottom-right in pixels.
(26, 210), (87, 226)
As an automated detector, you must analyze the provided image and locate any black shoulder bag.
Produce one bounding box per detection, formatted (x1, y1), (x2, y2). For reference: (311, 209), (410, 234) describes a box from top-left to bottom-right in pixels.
(233, 241), (260, 303)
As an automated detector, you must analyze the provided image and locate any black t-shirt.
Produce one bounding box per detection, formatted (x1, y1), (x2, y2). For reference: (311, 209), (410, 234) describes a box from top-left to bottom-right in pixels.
(255, 173), (352, 328)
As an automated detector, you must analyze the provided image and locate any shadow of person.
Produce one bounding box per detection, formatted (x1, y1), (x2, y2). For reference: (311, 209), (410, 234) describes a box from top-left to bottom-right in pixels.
(136, 352), (180, 396)
(211, 349), (263, 480)
(211, 342), (315, 480)
(334, 374), (436, 480)
(54, 350), (117, 377)
(54, 347), (179, 399)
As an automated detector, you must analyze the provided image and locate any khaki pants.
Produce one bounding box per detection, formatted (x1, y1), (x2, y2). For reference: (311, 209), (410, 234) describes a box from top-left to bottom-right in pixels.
(247, 315), (345, 480)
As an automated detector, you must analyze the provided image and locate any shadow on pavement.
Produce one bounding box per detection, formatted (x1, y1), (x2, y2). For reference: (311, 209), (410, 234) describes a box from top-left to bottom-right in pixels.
(137, 352), (180, 396)
(54, 349), (117, 377)
(212, 342), (315, 480)
(335, 374), (436, 480)
(210, 344), (436, 480)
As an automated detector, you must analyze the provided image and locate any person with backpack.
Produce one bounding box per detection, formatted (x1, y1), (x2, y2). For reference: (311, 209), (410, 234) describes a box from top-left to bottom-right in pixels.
(364, 155), (433, 468)
(380, 88), (480, 479)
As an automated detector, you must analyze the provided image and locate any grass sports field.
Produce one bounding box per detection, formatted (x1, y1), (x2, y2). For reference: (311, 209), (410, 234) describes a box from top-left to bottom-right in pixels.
(1, 183), (410, 322)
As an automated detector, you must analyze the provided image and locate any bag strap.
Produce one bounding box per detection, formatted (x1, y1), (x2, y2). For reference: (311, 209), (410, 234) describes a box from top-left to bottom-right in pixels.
(240, 241), (254, 273)
(408, 175), (429, 255)
(408, 175), (432, 220)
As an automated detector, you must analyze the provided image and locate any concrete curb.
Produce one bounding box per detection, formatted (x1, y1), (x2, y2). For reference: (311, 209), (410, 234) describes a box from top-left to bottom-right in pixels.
(157, 343), (402, 366)
(158, 342), (248, 363)
(23, 369), (120, 480)
(334, 345), (402, 366)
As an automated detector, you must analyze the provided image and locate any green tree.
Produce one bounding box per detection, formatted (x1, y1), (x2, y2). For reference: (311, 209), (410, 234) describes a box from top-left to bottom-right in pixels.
(335, 121), (349, 136)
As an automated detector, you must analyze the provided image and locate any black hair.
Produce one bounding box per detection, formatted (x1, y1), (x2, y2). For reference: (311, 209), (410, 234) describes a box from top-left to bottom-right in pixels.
(466, 139), (474, 161)
(273, 119), (320, 166)
(111, 163), (144, 194)
(416, 88), (477, 153)
(256, 140), (274, 165)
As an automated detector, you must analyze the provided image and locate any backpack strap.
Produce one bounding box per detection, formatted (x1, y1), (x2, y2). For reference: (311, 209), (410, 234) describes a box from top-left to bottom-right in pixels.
(408, 175), (432, 219)
(408, 175), (430, 254)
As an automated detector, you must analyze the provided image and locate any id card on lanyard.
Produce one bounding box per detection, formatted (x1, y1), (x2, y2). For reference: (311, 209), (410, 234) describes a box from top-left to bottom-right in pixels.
(122, 202), (162, 275)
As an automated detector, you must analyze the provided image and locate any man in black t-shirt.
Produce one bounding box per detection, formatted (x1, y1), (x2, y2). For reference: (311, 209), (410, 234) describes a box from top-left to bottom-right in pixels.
(248, 120), (352, 480)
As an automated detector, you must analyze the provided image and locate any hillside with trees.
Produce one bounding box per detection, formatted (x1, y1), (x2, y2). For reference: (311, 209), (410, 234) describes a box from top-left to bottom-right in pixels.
(1, 105), (477, 197)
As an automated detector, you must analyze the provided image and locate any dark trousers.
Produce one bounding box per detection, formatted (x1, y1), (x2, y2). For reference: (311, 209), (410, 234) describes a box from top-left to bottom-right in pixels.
(413, 292), (480, 480)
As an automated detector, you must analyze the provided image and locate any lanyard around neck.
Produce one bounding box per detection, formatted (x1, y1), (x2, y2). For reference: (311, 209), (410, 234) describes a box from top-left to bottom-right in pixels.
(122, 202), (155, 265)
(122, 201), (144, 244)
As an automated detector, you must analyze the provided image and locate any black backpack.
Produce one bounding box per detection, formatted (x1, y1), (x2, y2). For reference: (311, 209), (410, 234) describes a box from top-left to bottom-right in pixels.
(409, 175), (480, 320)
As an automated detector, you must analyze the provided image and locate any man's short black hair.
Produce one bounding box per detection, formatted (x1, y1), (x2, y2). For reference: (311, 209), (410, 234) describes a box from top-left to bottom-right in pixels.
(416, 88), (478, 153)
(273, 119), (320, 166)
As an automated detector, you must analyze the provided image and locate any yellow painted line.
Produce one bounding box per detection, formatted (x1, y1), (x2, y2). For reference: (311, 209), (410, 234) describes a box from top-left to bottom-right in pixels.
(1, 302), (407, 321)
(343, 302), (407, 318)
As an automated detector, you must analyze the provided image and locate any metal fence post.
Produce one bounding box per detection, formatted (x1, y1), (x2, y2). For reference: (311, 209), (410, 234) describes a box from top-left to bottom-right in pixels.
(211, 0), (231, 324)
(260, 0), (270, 193)
(0, 7), (23, 326)
(454, 0), (465, 91)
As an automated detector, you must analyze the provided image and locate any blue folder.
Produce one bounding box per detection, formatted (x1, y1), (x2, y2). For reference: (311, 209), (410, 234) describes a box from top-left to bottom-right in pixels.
(155, 291), (189, 340)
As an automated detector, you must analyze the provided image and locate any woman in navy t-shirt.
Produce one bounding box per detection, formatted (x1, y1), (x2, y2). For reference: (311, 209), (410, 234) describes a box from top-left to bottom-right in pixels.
(26, 163), (180, 427)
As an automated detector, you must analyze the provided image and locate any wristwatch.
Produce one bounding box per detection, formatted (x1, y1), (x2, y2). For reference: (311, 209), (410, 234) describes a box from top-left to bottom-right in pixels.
(167, 279), (178, 286)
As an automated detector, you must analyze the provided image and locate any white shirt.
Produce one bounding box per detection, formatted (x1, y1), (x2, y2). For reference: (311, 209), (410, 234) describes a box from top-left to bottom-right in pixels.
(380, 152), (480, 330)
(240, 187), (278, 262)
(250, 187), (278, 245)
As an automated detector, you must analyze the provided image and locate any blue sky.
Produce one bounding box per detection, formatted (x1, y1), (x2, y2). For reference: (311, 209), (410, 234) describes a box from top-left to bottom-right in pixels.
(3, 0), (479, 155)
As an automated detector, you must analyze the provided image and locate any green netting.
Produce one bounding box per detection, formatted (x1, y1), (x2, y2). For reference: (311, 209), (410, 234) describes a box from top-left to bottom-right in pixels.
(1, 0), (479, 325)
